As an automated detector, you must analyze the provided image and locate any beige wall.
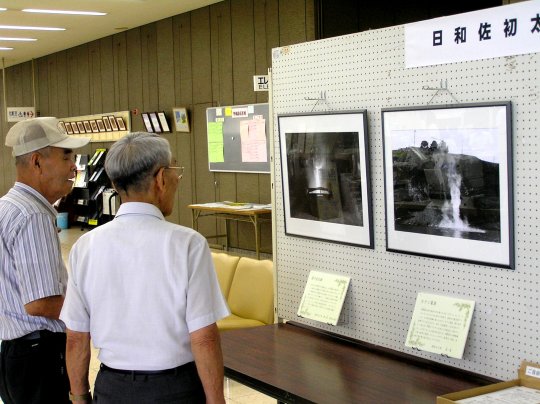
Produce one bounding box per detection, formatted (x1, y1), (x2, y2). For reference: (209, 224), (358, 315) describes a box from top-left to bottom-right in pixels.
(0, 0), (316, 252)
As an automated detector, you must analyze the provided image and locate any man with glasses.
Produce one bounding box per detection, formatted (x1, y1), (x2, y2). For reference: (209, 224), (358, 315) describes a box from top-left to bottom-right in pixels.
(0, 117), (90, 404)
(60, 132), (229, 403)
(166, 165), (184, 179)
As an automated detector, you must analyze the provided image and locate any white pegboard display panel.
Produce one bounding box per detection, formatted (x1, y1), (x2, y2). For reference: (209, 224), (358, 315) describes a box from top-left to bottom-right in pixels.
(270, 25), (539, 381)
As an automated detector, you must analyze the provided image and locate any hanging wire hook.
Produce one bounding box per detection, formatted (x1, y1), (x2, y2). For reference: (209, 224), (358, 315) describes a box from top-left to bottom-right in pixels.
(423, 80), (459, 104)
(305, 91), (329, 111)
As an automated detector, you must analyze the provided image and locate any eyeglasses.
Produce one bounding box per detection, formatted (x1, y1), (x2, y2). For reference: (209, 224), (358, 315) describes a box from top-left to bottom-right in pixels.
(164, 166), (184, 179)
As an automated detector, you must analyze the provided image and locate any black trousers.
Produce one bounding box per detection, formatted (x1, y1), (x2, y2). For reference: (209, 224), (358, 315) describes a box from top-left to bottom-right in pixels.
(0, 331), (70, 404)
(93, 361), (205, 403)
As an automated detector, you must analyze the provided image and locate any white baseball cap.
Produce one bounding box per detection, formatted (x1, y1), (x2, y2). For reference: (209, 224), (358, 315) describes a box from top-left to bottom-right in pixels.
(5, 117), (91, 157)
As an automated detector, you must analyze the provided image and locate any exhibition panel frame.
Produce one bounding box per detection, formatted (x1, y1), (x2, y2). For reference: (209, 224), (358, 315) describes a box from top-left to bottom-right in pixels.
(270, 15), (539, 380)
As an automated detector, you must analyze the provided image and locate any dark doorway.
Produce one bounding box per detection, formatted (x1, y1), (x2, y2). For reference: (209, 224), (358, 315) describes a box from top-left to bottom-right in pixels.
(315, 0), (503, 39)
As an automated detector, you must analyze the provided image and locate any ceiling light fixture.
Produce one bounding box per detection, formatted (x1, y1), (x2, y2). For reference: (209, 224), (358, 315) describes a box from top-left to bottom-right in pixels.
(22, 9), (107, 16)
(0, 47), (13, 50)
(0, 37), (37, 41)
(0, 25), (65, 31)
(0, 8), (7, 11)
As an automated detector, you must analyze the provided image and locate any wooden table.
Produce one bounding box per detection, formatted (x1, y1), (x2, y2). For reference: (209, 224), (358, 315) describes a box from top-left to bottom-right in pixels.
(188, 203), (271, 259)
(220, 322), (497, 404)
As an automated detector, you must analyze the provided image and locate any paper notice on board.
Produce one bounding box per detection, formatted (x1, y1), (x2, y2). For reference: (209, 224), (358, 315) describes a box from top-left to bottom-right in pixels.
(207, 122), (224, 163)
(239, 119), (267, 163)
(405, 292), (475, 359)
(297, 271), (350, 326)
(232, 106), (249, 118)
(208, 143), (224, 162)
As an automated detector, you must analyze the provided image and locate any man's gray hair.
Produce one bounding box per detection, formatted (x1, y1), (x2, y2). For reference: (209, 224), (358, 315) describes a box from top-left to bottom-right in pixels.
(14, 146), (51, 166)
(105, 132), (171, 194)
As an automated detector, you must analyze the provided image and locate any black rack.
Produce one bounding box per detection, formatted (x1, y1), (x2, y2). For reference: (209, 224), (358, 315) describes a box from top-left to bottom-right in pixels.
(70, 149), (111, 228)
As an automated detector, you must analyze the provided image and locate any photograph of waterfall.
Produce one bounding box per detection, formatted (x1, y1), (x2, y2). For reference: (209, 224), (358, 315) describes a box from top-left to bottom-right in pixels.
(382, 102), (513, 268)
(278, 111), (373, 248)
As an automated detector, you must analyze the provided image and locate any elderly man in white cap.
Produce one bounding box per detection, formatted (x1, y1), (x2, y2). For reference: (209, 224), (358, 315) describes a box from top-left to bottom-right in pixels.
(0, 117), (90, 404)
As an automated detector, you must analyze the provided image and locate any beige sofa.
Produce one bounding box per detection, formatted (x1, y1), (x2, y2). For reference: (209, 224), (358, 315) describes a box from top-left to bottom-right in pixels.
(211, 252), (274, 331)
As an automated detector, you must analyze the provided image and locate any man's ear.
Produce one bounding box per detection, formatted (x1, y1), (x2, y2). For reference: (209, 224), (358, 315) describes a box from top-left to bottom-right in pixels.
(154, 167), (166, 193)
(30, 152), (41, 171)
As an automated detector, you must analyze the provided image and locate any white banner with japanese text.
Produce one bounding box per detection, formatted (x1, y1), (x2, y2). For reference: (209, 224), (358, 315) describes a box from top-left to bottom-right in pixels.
(405, 1), (540, 68)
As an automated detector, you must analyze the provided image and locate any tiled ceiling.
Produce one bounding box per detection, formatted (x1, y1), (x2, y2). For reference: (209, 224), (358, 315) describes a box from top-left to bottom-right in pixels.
(0, 0), (222, 68)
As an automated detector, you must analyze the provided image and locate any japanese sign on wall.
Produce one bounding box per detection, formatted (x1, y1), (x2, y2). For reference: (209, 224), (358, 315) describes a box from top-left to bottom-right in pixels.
(405, 1), (540, 68)
(253, 75), (269, 92)
(7, 107), (36, 122)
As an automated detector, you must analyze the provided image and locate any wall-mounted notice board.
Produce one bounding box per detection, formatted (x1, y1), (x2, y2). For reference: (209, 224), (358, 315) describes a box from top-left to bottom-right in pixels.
(206, 103), (270, 173)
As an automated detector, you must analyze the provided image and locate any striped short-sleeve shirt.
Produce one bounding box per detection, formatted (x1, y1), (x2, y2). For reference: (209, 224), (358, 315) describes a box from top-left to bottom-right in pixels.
(0, 182), (67, 340)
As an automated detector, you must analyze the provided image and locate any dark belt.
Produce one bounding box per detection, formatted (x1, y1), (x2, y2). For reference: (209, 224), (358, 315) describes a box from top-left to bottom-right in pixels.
(14, 329), (56, 341)
(100, 362), (194, 376)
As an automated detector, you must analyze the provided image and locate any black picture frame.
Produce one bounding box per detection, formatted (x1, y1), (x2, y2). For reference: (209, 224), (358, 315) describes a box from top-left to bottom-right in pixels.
(149, 112), (162, 133)
(381, 102), (513, 269)
(278, 110), (373, 248)
(141, 113), (154, 132)
(157, 112), (171, 132)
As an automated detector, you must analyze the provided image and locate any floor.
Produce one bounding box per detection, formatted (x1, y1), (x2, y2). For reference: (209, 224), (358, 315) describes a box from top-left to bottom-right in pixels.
(58, 226), (275, 404)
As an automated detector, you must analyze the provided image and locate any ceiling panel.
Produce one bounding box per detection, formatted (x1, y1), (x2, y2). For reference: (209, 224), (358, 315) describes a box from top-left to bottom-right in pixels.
(0, 0), (222, 67)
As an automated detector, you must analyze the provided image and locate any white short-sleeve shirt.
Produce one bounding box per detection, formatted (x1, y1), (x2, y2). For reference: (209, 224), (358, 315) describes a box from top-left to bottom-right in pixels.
(60, 202), (230, 370)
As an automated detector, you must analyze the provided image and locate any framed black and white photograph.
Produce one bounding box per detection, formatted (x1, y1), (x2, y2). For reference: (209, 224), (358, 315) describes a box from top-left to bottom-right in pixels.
(173, 107), (190, 132)
(157, 112), (171, 132)
(278, 111), (373, 248)
(71, 121), (80, 134)
(149, 112), (162, 133)
(141, 113), (154, 132)
(381, 102), (513, 268)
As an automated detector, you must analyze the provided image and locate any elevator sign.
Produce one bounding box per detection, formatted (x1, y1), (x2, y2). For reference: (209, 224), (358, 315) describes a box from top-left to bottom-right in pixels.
(253, 75), (269, 92)
(7, 107), (36, 122)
